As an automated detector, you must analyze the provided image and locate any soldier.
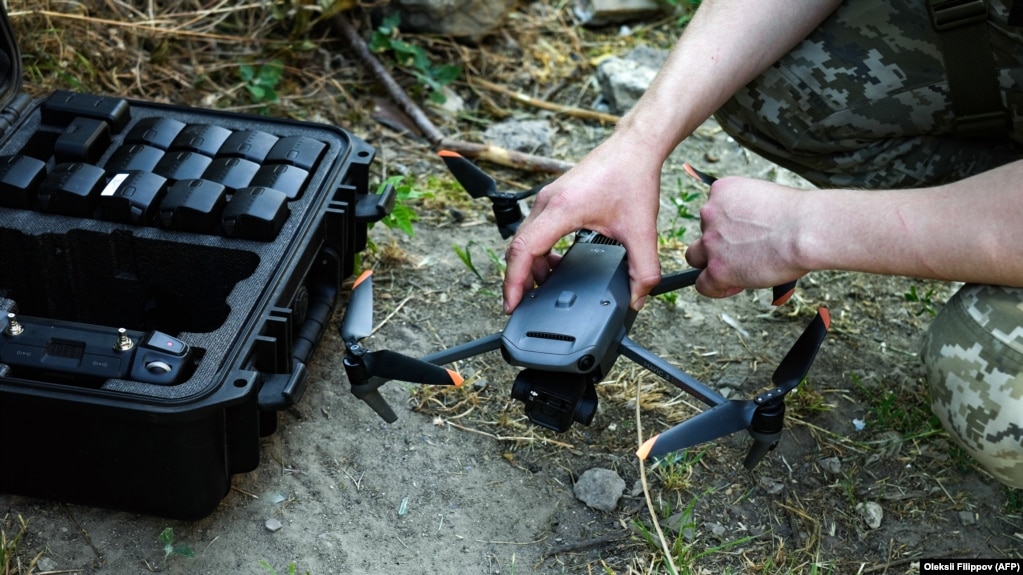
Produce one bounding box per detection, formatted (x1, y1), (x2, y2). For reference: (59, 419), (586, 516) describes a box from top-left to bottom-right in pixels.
(503, 0), (1023, 487)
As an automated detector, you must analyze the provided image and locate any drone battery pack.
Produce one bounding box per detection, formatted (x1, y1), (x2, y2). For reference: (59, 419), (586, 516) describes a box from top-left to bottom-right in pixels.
(0, 6), (392, 518)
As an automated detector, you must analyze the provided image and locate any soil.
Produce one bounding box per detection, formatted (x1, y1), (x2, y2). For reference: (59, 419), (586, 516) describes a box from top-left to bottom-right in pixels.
(2, 3), (1022, 574)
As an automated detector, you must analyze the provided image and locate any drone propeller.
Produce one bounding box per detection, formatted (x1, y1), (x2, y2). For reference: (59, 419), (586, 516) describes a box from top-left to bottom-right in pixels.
(339, 270), (463, 421)
(637, 308), (830, 468)
(682, 162), (798, 305)
(438, 150), (541, 239)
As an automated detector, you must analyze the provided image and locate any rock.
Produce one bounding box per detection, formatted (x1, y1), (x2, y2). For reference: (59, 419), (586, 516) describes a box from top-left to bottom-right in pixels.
(574, 0), (665, 27)
(856, 501), (883, 529)
(382, 0), (516, 37)
(573, 468), (626, 512)
(818, 456), (842, 475)
(594, 46), (668, 114)
(265, 518), (283, 532)
(483, 119), (554, 156)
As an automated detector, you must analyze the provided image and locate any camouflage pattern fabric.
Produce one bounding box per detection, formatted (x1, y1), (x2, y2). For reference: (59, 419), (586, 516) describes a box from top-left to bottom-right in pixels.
(714, 0), (1023, 189)
(711, 1), (1023, 486)
(922, 285), (1023, 488)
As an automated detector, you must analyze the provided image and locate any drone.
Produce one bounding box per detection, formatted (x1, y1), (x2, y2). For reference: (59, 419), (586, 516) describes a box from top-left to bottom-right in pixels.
(339, 151), (830, 470)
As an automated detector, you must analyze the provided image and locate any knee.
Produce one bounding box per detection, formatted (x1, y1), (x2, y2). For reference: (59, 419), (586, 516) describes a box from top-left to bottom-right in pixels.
(921, 284), (1023, 488)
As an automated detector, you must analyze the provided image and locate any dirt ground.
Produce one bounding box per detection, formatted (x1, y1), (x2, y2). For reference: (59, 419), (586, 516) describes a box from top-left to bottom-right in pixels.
(2, 2), (1022, 574)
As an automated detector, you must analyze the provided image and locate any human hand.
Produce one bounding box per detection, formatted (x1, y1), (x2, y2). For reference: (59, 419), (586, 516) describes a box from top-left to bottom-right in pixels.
(684, 176), (809, 298)
(502, 137), (663, 313)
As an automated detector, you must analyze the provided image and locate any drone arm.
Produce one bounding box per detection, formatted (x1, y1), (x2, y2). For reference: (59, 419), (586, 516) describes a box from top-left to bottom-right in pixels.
(420, 333), (504, 368)
(618, 336), (727, 408)
(649, 269), (701, 297)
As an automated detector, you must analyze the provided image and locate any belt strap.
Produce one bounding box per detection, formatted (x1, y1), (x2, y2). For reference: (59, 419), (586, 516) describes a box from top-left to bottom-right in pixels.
(928, 0), (1009, 137)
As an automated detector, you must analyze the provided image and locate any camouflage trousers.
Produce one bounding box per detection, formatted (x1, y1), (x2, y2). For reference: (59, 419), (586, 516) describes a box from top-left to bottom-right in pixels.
(712, 0), (1023, 486)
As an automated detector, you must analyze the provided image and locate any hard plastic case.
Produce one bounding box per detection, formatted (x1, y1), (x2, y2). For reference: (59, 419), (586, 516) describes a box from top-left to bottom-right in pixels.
(0, 5), (391, 518)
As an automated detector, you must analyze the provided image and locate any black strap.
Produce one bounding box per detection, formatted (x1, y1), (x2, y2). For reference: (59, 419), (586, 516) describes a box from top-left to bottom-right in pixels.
(928, 0), (1010, 137)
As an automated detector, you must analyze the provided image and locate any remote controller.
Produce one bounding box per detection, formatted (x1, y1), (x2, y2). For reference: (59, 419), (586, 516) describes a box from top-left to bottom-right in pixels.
(0, 312), (195, 386)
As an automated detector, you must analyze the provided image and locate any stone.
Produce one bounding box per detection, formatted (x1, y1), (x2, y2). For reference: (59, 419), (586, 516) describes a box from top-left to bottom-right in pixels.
(383, 0), (516, 37)
(573, 467), (626, 512)
(483, 119), (554, 156)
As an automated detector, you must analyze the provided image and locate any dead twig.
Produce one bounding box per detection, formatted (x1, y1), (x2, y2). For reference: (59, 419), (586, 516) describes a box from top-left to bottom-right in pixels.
(331, 13), (575, 175)
(470, 77), (620, 125)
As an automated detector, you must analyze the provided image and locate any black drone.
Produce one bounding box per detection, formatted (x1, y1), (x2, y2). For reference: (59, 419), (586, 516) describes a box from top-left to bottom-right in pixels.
(339, 152), (830, 469)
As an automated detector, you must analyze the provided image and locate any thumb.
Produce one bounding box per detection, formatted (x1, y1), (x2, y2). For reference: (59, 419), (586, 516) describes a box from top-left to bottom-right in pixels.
(622, 232), (661, 311)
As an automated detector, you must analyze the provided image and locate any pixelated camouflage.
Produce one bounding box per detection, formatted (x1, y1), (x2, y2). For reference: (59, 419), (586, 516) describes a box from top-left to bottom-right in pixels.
(710, 0), (1023, 486)
(714, 0), (1023, 189)
(922, 285), (1023, 488)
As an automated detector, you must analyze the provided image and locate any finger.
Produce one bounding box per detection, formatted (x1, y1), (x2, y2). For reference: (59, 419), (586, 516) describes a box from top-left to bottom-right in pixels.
(694, 269), (744, 299)
(684, 239), (707, 270)
(620, 230), (661, 311)
(504, 216), (574, 313)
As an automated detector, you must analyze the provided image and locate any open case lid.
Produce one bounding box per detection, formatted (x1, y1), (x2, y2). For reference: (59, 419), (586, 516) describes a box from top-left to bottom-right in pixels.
(0, 2), (20, 110)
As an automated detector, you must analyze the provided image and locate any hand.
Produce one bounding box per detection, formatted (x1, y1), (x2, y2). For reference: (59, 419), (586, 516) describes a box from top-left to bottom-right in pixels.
(503, 136), (663, 313)
(684, 176), (809, 298)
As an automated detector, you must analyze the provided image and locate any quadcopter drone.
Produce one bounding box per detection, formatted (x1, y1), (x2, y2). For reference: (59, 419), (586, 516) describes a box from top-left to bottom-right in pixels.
(339, 152), (830, 470)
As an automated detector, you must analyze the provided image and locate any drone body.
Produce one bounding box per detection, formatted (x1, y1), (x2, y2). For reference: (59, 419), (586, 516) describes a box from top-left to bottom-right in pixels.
(339, 152), (830, 470)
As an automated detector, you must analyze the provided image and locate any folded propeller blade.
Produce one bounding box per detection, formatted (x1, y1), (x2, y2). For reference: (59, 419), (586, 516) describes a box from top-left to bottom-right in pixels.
(438, 150), (499, 200)
(340, 269), (374, 345)
(362, 350), (464, 387)
(637, 400), (758, 461)
(638, 308), (831, 463)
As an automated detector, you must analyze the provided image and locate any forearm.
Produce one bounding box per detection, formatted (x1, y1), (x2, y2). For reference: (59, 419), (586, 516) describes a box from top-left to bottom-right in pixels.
(799, 161), (1023, 286)
(614, 0), (844, 159)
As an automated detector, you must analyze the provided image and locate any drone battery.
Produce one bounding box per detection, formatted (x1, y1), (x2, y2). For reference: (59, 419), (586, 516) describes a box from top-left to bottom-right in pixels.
(105, 143), (165, 173)
(0, 154), (46, 208)
(219, 129), (279, 163)
(53, 117), (110, 164)
(154, 150), (213, 183)
(37, 161), (106, 216)
(265, 135), (326, 171)
(40, 89), (131, 133)
(203, 157), (260, 191)
(221, 185), (289, 241)
(250, 163), (309, 199)
(170, 123), (232, 156)
(158, 178), (228, 234)
(124, 116), (187, 150)
(98, 171), (169, 224)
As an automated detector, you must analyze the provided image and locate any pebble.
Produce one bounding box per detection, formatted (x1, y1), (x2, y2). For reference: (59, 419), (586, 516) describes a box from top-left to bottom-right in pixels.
(265, 518), (283, 533)
(856, 501), (883, 529)
(573, 468), (626, 512)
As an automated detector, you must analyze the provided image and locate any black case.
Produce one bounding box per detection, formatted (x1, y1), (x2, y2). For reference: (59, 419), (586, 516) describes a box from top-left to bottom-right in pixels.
(0, 7), (391, 518)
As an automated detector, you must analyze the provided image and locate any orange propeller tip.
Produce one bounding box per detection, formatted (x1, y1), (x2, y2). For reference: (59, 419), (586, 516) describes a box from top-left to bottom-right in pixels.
(772, 290), (794, 306)
(448, 370), (465, 387)
(819, 307), (831, 329)
(682, 162), (699, 180)
(438, 150), (461, 158)
(353, 269), (373, 288)
(636, 435), (659, 461)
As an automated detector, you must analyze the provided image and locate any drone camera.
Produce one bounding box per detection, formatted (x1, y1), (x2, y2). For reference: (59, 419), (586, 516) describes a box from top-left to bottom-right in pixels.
(511, 368), (598, 432)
